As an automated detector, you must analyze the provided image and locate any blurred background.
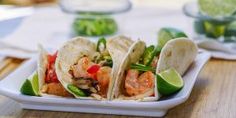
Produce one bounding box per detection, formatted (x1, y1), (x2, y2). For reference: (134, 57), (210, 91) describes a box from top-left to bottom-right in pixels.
(0, 0), (235, 59)
(0, 0), (190, 7)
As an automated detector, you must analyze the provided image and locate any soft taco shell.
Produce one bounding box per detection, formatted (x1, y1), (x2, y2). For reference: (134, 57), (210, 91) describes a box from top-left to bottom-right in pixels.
(55, 36), (135, 100)
(55, 37), (97, 99)
(37, 45), (48, 96)
(110, 40), (157, 101)
(157, 38), (198, 76)
(113, 38), (197, 101)
(37, 45), (69, 97)
(106, 35), (136, 100)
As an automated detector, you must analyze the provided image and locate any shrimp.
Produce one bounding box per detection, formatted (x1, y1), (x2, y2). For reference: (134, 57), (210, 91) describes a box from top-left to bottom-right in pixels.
(42, 83), (72, 97)
(96, 66), (111, 97)
(71, 57), (95, 78)
(125, 70), (154, 96)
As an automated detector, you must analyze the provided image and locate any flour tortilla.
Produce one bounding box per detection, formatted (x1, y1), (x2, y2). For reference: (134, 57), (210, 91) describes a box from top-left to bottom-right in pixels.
(37, 45), (66, 97)
(55, 36), (135, 100)
(114, 38), (197, 101)
(157, 38), (198, 76)
(38, 45), (48, 96)
(110, 40), (157, 101)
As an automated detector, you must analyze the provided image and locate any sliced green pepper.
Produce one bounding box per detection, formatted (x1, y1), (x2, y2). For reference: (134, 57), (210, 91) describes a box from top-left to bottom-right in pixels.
(67, 84), (87, 97)
(142, 45), (155, 66)
(103, 60), (113, 67)
(130, 63), (156, 73)
(153, 45), (162, 56)
(103, 55), (113, 67)
(103, 55), (112, 60)
(96, 37), (106, 52)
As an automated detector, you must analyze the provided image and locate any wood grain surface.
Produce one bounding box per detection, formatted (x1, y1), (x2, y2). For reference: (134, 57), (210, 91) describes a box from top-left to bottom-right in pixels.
(0, 58), (235, 118)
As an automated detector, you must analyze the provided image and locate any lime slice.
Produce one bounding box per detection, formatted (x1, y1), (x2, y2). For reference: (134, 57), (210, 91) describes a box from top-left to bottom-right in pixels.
(20, 72), (39, 96)
(198, 0), (236, 17)
(157, 27), (187, 49)
(156, 68), (184, 96)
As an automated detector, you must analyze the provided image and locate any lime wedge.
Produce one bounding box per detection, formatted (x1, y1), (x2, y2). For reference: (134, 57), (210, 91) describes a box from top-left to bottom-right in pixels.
(20, 72), (39, 96)
(156, 68), (184, 96)
(198, 0), (236, 17)
(157, 27), (187, 49)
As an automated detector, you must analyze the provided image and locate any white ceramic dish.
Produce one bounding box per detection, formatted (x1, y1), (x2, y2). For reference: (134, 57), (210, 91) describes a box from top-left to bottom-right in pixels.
(0, 52), (210, 117)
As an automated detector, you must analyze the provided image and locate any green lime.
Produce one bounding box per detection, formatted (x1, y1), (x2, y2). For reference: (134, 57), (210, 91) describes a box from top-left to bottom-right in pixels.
(156, 68), (184, 96)
(225, 21), (236, 37)
(194, 20), (206, 34)
(157, 27), (187, 49)
(20, 72), (39, 96)
(67, 84), (87, 97)
(224, 21), (236, 42)
(198, 0), (236, 17)
(31, 72), (39, 95)
(204, 21), (227, 38)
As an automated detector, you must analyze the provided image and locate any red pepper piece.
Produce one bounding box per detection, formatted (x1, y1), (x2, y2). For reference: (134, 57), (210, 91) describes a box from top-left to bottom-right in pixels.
(45, 51), (59, 83)
(87, 65), (100, 74)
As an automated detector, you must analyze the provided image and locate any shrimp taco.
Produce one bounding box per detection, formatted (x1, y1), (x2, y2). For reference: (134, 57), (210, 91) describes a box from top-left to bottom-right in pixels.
(37, 45), (72, 97)
(111, 37), (198, 101)
(55, 36), (136, 100)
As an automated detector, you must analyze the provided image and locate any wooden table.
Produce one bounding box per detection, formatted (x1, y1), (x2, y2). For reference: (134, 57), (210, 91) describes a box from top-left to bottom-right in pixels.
(0, 58), (235, 118)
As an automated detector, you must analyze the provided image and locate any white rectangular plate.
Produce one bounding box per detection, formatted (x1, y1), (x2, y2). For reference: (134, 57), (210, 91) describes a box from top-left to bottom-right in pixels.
(0, 52), (211, 117)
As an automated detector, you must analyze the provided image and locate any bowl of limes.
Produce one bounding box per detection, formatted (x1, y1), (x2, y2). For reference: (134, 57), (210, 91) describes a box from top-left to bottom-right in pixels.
(183, 0), (236, 42)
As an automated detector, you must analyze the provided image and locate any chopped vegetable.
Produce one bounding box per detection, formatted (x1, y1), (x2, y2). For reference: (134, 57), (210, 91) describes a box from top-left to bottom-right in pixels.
(130, 63), (156, 73)
(103, 55), (112, 60)
(46, 52), (59, 83)
(102, 55), (113, 67)
(96, 37), (106, 52)
(73, 16), (118, 36)
(87, 64), (100, 74)
(153, 45), (162, 56)
(47, 51), (57, 65)
(103, 60), (113, 67)
(142, 45), (155, 66)
(67, 84), (87, 97)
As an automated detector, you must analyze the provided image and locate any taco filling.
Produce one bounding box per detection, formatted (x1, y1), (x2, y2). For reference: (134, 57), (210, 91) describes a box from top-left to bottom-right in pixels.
(68, 38), (113, 98)
(122, 45), (160, 97)
(41, 51), (72, 97)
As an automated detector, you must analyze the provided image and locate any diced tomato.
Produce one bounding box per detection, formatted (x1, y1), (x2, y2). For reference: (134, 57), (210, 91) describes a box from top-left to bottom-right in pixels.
(45, 69), (59, 83)
(87, 64), (100, 74)
(48, 51), (58, 64)
(45, 71), (51, 83)
(45, 51), (59, 83)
